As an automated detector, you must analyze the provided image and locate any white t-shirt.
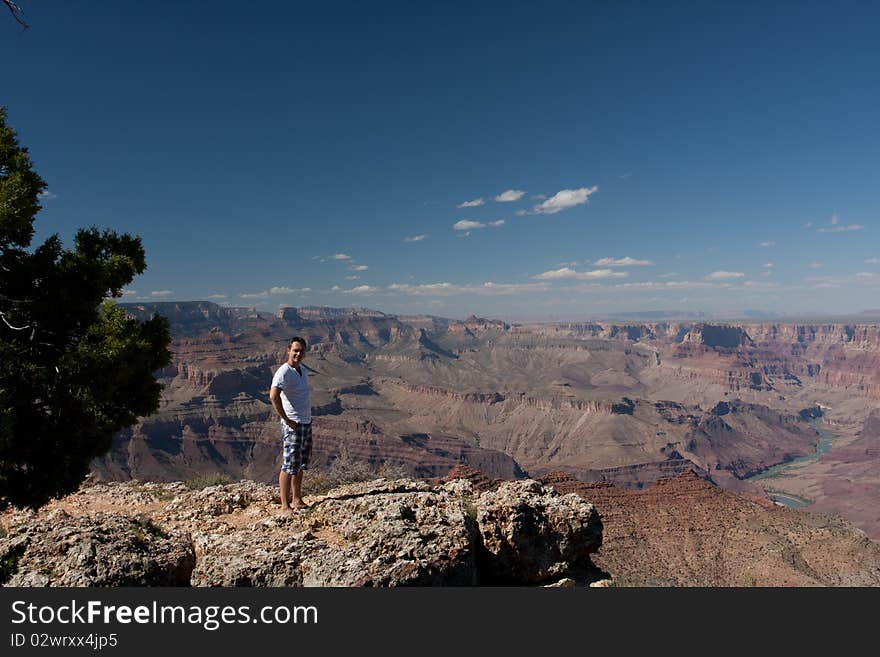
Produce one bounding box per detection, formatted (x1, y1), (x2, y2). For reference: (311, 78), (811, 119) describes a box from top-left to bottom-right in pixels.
(271, 362), (311, 424)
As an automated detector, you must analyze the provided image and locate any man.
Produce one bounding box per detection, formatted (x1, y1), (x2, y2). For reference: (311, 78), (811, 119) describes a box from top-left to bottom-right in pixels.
(270, 337), (312, 514)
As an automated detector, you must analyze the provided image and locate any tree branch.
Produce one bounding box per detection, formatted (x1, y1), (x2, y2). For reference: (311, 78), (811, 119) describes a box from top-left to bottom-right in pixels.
(2, 0), (29, 29)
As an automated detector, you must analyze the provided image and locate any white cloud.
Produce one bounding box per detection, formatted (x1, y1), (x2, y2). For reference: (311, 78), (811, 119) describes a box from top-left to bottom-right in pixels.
(150, 290), (174, 297)
(240, 291), (268, 299)
(593, 256), (653, 267)
(404, 234), (427, 242)
(803, 222), (813, 229)
(763, 262), (775, 268)
(855, 272), (880, 281)
(817, 214), (862, 233)
(331, 285), (341, 291)
(344, 285), (379, 295)
(332, 253), (352, 260)
(808, 262), (823, 269)
(388, 281), (550, 296)
(121, 289), (138, 297)
(704, 271), (745, 280)
(494, 189), (525, 202)
(453, 219), (505, 231)
(658, 272), (680, 278)
(534, 186), (598, 214)
(818, 224), (863, 233)
(37, 190), (58, 200)
(865, 257), (879, 264)
(760, 241), (775, 248)
(350, 265), (369, 271)
(345, 275), (359, 280)
(534, 267), (628, 280)
(457, 198), (484, 208)
(743, 280), (780, 289)
(269, 286), (311, 294)
(207, 293), (226, 299)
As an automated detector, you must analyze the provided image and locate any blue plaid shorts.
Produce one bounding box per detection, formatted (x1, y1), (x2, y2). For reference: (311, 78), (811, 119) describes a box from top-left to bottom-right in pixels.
(281, 421), (312, 474)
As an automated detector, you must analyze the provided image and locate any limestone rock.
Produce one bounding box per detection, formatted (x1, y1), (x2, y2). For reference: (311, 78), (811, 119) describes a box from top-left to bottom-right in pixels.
(475, 480), (602, 584)
(0, 511), (194, 586)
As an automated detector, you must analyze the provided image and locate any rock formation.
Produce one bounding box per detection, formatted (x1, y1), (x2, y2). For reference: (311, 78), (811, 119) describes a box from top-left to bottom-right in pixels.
(0, 477), (602, 587)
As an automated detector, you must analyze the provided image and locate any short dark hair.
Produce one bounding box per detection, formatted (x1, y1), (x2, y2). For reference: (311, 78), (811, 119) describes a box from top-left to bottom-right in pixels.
(289, 336), (308, 350)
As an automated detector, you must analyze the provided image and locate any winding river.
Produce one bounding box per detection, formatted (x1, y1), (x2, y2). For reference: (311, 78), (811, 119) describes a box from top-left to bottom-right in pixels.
(745, 422), (838, 508)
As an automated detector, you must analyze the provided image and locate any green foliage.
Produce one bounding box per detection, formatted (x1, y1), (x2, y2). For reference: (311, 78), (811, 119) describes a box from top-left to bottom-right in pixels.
(0, 107), (172, 510)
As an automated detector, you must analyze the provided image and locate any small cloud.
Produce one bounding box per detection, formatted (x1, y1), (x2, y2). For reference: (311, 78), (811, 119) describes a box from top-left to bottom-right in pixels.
(331, 285), (341, 291)
(515, 209), (529, 216)
(350, 265), (369, 271)
(619, 172), (632, 180)
(534, 267), (628, 280)
(457, 198), (485, 208)
(855, 272), (880, 280)
(704, 271), (745, 280)
(121, 289), (138, 297)
(150, 290), (174, 297)
(269, 286), (311, 294)
(760, 241), (775, 248)
(658, 272), (680, 279)
(37, 190), (58, 200)
(207, 293), (227, 299)
(495, 189), (525, 202)
(454, 220), (485, 231)
(593, 256), (653, 267)
(817, 214), (862, 233)
(865, 257), (879, 264)
(331, 253), (352, 260)
(808, 262), (823, 269)
(763, 262), (775, 268)
(818, 224), (863, 233)
(344, 285), (379, 295)
(240, 291), (269, 299)
(345, 275), (359, 280)
(404, 234), (427, 242)
(453, 220), (505, 231)
(534, 186), (598, 214)
(803, 222), (813, 229)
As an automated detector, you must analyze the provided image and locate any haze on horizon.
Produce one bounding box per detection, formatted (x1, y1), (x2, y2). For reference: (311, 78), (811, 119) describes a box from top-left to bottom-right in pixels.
(3, 2), (878, 320)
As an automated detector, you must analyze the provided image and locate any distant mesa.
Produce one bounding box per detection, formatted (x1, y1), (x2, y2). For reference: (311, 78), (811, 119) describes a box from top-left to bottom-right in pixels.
(683, 323), (753, 349)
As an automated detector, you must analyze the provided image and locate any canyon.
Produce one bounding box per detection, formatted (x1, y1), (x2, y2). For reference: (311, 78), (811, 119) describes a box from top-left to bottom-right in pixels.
(92, 302), (880, 543)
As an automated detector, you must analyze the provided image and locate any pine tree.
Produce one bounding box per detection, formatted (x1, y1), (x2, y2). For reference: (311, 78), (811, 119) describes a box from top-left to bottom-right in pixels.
(0, 107), (171, 509)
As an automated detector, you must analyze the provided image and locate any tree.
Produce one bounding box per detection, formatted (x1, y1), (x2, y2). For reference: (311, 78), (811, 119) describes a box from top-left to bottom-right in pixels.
(0, 107), (171, 509)
(2, 1), (29, 29)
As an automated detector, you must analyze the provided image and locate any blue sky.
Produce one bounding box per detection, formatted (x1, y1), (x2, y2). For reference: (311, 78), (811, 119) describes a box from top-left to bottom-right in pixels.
(3, 1), (879, 320)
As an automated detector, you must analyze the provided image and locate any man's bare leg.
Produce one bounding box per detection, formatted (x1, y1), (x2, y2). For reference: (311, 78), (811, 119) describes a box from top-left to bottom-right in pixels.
(291, 469), (308, 509)
(279, 470), (294, 515)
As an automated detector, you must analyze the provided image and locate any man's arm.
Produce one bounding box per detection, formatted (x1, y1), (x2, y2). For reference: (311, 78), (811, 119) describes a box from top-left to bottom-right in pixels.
(270, 386), (297, 428)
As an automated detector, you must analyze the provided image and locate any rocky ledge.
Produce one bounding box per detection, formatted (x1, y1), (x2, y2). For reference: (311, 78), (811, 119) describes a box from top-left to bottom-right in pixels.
(0, 477), (603, 587)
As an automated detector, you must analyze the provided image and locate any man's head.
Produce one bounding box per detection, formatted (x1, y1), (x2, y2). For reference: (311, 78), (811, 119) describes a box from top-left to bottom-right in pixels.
(287, 337), (307, 367)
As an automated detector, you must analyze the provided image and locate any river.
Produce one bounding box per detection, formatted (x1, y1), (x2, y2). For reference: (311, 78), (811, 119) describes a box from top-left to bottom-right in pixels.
(745, 421), (838, 508)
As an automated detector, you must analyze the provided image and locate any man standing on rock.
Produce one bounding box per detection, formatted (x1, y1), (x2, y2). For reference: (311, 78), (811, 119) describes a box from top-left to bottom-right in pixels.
(270, 337), (312, 515)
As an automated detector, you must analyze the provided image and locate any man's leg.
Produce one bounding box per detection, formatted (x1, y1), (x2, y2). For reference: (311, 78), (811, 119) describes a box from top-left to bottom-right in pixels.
(291, 469), (307, 509)
(279, 470), (293, 514)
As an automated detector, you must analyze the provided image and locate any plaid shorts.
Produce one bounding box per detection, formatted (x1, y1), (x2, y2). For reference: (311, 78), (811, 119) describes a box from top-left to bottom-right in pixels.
(281, 421), (313, 475)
